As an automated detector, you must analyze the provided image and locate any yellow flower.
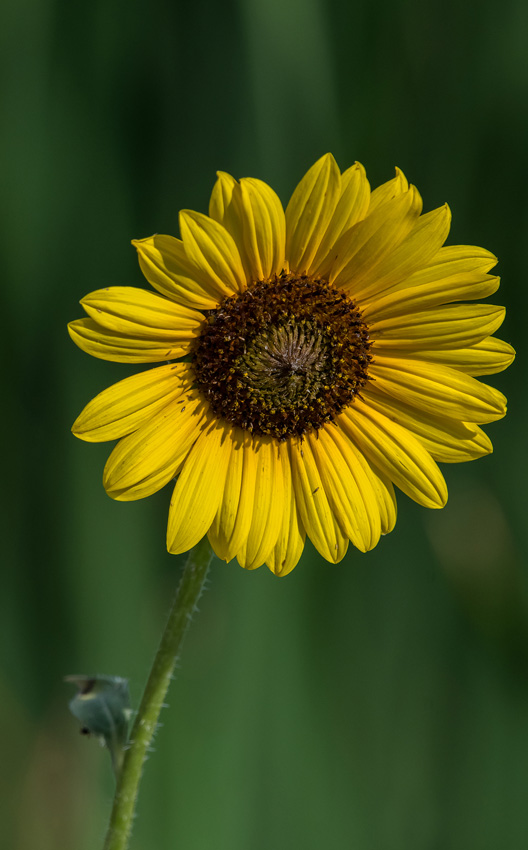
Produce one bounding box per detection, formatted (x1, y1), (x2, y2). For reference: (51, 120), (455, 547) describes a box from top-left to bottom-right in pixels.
(69, 155), (514, 576)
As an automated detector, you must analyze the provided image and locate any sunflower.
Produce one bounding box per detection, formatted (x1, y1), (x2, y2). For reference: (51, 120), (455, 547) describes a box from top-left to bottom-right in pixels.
(68, 154), (514, 576)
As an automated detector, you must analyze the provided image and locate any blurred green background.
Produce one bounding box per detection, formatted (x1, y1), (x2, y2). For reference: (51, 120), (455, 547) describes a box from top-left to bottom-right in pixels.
(2, 0), (526, 848)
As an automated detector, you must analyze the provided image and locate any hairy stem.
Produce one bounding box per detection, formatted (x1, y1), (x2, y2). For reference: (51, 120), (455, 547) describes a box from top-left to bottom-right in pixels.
(103, 537), (214, 850)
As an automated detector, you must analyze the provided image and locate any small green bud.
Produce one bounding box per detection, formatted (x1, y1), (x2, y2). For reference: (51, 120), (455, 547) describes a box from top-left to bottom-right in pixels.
(65, 674), (132, 777)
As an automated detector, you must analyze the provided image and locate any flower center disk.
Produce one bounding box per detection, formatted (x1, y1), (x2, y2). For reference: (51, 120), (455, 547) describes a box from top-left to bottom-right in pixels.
(192, 272), (372, 440)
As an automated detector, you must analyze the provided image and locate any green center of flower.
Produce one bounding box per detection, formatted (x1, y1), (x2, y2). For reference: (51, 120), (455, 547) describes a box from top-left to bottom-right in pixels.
(191, 272), (371, 440)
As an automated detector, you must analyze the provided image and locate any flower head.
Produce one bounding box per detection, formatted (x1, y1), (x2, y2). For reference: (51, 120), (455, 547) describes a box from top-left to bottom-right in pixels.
(69, 155), (514, 575)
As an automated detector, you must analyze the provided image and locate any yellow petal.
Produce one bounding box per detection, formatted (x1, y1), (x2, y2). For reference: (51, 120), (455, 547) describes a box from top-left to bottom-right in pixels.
(80, 287), (204, 340)
(133, 235), (222, 310)
(363, 462), (397, 535)
(72, 363), (192, 442)
(266, 443), (306, 577)
(397, 244), (498, 286)
(363, 274), (500, 323)
(103, 392), (209, 501)
(236, 436), (285, 570)
(289, 437), (349, 563)
(208, 170), (237, 225)
(310, 161), (370, 277)
(328, 430), (397, 535)
(167, 417), (232, 554)
(362, 387), (493, 463)
(351, 204), (451, 304)
(369, 355), (507, 423)
(362, 244), (499, 321)
(207, 428), (257, 561)
(370, 304), (505, 350)
(413, 337), (515, 376)
(285, 153), (342, 274)
(307, 426), (381, 552)
(338, 400), (448, 509)
(179, 210), (247, 296)
(231, 178), (286, 281)
(367, 167), (409, 212)
(68, 318), (188, 363)
(330, 186), (422, 290)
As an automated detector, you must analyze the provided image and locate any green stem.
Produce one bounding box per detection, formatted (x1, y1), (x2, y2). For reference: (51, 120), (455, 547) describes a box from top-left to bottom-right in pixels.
(103, 537), (214, 850)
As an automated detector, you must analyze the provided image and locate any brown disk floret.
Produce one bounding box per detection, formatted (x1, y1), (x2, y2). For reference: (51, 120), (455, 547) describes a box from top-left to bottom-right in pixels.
(191, 272), (372, 440)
